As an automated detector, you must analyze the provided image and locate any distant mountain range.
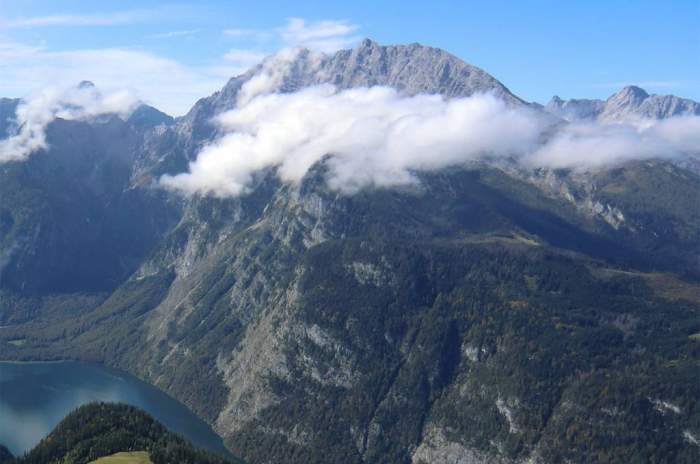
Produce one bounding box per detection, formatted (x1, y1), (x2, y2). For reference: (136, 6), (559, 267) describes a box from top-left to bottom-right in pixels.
(1, 39), (699, 464)
(546, 85), (700, 122)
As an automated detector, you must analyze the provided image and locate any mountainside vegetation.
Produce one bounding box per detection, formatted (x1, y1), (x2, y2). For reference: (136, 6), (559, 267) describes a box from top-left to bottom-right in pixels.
(5, 403), (238, 464)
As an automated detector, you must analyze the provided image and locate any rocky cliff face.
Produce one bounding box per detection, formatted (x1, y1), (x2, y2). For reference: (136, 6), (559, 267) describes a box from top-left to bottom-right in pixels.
(1, 40), (700, 464)
(546, 85), (700, 122)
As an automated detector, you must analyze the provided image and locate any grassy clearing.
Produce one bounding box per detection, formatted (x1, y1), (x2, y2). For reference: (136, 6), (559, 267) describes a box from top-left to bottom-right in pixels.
(89, 451), (152, 464)
(591, 267), (700, 304)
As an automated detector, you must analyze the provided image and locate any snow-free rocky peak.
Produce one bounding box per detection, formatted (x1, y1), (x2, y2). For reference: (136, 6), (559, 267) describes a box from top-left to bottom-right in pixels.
(180, 38), (525, 131)
(546, 85), (700, 122)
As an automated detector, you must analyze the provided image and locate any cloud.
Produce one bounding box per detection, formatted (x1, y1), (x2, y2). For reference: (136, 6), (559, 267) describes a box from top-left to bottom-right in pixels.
(527, 117), (700, 168)
(204, 49), (272, 80)
(160, 86), (544, 197)
(0, 40), (44, 60)
(150, 29), (199, 39)
(0, 43), (226, 115)
(222, 28), (272, 41)
(279, 18), (360, 53)
(0, 84), (138, 163)
(160, 66), (700, 197)
(2, 9), (158, 28)
(0, 15), (360, 116)
(235, 48), (323, 106)
(223, 49), (268, 64)
(216, 17), (362, 93)
(222, 18), (361, 54)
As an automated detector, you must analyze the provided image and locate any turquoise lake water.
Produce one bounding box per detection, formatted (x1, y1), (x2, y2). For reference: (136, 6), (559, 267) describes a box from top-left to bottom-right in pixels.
(0, 361), (230, 458)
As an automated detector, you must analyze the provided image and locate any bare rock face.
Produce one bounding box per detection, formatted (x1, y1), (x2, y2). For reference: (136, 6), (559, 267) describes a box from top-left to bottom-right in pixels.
(545, 85), (700, 122)
(413, 427), (521, 464)
(311, 39), (523, 104)
(544, 95), (605, 121)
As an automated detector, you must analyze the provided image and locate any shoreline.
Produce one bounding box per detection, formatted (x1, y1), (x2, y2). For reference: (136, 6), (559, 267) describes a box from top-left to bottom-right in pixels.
(0, 359), (233, 458)
(0, 359), (73, 365)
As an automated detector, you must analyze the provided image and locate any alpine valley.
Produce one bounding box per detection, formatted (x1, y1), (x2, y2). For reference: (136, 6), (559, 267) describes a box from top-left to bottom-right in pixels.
(1, 40), (699, 464)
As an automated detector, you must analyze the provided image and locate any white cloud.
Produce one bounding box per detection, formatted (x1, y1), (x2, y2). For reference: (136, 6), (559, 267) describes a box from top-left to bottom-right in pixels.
(222, 18), (361, 54)
(222, 28), (272, 41)
(159, 62), (700, 198)
(235, 48), (323, 105)
(0, 40), (44, 60)
(223, 49), (268, 63)
(648, 116), (700, 153)
(0, 84), (138, 163)
(279, 18), (360, 53)
(527, 117), (700, 168)
(150, 29), (199, 39)
(0, 43), (226, 115)
(160, 86), (544, 197)
(2, 9), (158, 28)
(0, 15), (361, 116)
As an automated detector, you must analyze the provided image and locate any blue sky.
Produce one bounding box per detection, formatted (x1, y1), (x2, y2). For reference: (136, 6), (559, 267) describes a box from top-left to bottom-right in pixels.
(0, 0), (697, 115)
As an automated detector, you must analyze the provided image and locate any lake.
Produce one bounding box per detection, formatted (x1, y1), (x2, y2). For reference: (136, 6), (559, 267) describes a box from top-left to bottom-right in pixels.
(0, 361), (231, 458)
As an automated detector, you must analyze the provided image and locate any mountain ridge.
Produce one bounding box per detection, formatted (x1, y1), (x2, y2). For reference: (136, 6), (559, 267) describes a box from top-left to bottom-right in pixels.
(545, 85), (700, 122)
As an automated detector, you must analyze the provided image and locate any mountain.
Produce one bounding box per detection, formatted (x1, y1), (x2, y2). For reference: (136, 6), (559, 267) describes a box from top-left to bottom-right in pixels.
(0, 446), (12, 463)
(127, 104), (175, 130)
(1, 40), (700, 464)
(6, 403), (238, 464)
(0, 112), (180, 297)
(546, 85), (700, 122)
(138, 39), (525, 178)
(544, 95), (605, 121)
(0, 98), (19, 138)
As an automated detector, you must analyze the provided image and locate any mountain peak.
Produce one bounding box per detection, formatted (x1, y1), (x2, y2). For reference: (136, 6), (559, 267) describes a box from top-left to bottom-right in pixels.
(356, 37), (381, 50)
(77, 80), (96, 90)
(187, 40), (525, 126)
(550, 95), (564, 104)
(608, 85), (649, 105)
(323, 40), (524, 104)
(546, 84), (700, 122)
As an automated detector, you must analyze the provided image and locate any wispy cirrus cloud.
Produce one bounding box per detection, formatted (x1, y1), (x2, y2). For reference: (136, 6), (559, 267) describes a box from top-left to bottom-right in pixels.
(150, 29), (199, 39)
(1, 9), (159, 28)
(222, 28), (272, 41)
(223, 18), (361, 54)
(215, 18), (362, 84)
(279, 18), (360, 53)
(0, 40), (44, 60)
(223, 49), (268, 64)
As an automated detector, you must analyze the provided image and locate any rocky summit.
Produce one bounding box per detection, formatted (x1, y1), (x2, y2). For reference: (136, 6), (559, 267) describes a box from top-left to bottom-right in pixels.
(546, 85), (700, 122)
(1, 40), (699, 464)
